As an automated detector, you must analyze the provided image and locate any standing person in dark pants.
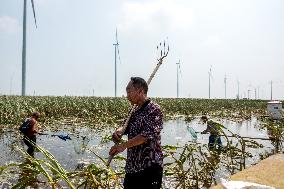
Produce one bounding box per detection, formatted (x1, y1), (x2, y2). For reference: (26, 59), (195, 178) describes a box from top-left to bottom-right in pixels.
(109, 77), (164, 189)
(201, 115), (222, 151)
(21, 112), (40, 157)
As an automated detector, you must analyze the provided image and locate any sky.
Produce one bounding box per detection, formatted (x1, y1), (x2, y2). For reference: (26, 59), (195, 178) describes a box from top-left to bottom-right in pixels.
(0, 0), (283, 99)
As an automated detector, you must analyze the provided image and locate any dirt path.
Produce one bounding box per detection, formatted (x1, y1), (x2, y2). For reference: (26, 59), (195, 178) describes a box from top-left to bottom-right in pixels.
(211, 153), (284, 189)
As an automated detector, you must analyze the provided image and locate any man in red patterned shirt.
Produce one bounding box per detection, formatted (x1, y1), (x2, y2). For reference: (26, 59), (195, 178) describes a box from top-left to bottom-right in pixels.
(109, 77), (163, 189)
(22, 112), (40, 157)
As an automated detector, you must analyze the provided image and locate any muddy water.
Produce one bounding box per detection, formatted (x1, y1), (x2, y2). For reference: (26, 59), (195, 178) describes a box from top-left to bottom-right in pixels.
(0, 117), (275, 186)
(163, 117), (274, 163)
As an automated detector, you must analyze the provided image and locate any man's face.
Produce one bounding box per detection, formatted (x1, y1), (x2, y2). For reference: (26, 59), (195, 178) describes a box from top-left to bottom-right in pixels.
(126, 81), (142, 105)
(33, 113), (40, 120)
(201, 118), (207, 123)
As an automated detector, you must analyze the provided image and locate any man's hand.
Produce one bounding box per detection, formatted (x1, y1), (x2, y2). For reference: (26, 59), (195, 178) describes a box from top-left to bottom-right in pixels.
(112, 129), (123, 143)
(109, 143), (127, 156)
(109, 135), (146, 157)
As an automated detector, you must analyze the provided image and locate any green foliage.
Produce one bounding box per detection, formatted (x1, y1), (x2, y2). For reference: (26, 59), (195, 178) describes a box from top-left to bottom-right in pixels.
(0, 129), (273, 188)
(0, 144), (123, 189)
(0, 96), (130, 126)
(0, 96), (268, 126)
(0, 95), (279, 188)
(261, 118), (284, 152)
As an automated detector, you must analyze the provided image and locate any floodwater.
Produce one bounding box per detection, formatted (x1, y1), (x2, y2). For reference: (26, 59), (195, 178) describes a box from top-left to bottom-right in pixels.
(0, 117), (276, 187)
(163, 117), (274, 163)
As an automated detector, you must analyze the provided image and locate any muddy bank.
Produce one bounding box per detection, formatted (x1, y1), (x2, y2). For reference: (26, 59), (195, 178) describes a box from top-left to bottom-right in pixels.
(211, 153), (284, 189)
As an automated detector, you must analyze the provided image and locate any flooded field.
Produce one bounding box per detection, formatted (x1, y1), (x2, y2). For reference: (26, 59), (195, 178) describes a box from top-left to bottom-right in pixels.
(0, 116), (277, 188)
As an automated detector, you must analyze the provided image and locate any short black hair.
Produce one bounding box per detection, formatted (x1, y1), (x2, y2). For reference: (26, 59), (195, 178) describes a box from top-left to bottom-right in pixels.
(130, 77), (148, 94)
(32, 112), (40, 119)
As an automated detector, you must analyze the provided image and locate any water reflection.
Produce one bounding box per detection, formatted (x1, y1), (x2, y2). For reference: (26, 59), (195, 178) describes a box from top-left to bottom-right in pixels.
(0, 117), (279, 187)
(162, 117), (275, 178)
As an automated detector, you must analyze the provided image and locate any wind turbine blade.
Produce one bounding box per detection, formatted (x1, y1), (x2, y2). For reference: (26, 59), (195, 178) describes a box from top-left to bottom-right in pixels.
(209, 65), (214, 80)
(115, 28), (121, 64)
(178, 61), (182, 77)
(117, 46), (122, 64)
(115, 28), (118, 43)
(31, 0), (37, 28)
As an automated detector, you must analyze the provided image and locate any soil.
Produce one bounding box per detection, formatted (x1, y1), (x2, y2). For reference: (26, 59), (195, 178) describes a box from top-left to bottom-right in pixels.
(210, 153), (284, 189)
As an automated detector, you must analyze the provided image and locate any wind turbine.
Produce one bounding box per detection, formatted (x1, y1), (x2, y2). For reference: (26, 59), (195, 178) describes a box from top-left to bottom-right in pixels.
(113, 28), (121, 97)
(176, 59), (181, 98)
(270, 80), (273, 100)
(248, 89), (251, 99)
(22, 0), (37, 96)
(247, 83), (253, 100)
(224, 74), (227, 99)
(269, 80), (282, 100)
(208, 65), (213, 99)
(254, 88), (257, 99)
(237, 79), (240, 99)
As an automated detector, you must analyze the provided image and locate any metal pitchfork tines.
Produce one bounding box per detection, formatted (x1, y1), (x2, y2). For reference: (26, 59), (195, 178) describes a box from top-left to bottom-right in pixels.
(107, 39), (170, 166)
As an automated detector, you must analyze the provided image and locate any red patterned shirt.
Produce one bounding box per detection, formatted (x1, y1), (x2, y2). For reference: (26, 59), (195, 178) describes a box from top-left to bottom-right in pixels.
(25, 117), (37, 137)
(124, 99), (163, 173)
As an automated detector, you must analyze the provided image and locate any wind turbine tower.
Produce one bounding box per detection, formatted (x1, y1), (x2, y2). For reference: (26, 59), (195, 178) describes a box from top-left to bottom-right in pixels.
(22, 0), (37, 96)
(176, 60), (181, 98)
(224, 74), (227, 99)
(248, 89), (251, 99)
(237, 79), (240, 99)
(270, 80), (273, 100)
(208, 66), (213, 99)
(113, 29), (121, 97)
(254, 88), (257, 99)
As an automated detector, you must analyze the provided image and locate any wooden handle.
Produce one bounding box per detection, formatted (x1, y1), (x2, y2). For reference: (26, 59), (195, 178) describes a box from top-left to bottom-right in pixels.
(107, 41), (169, 166)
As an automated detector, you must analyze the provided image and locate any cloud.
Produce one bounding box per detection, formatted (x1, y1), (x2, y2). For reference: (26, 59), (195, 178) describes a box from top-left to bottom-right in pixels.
(0, 16), (20, 33)
(119, 0), (193, 33)
(34, 0), (49, 6)
(202, 35), (222, 47)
